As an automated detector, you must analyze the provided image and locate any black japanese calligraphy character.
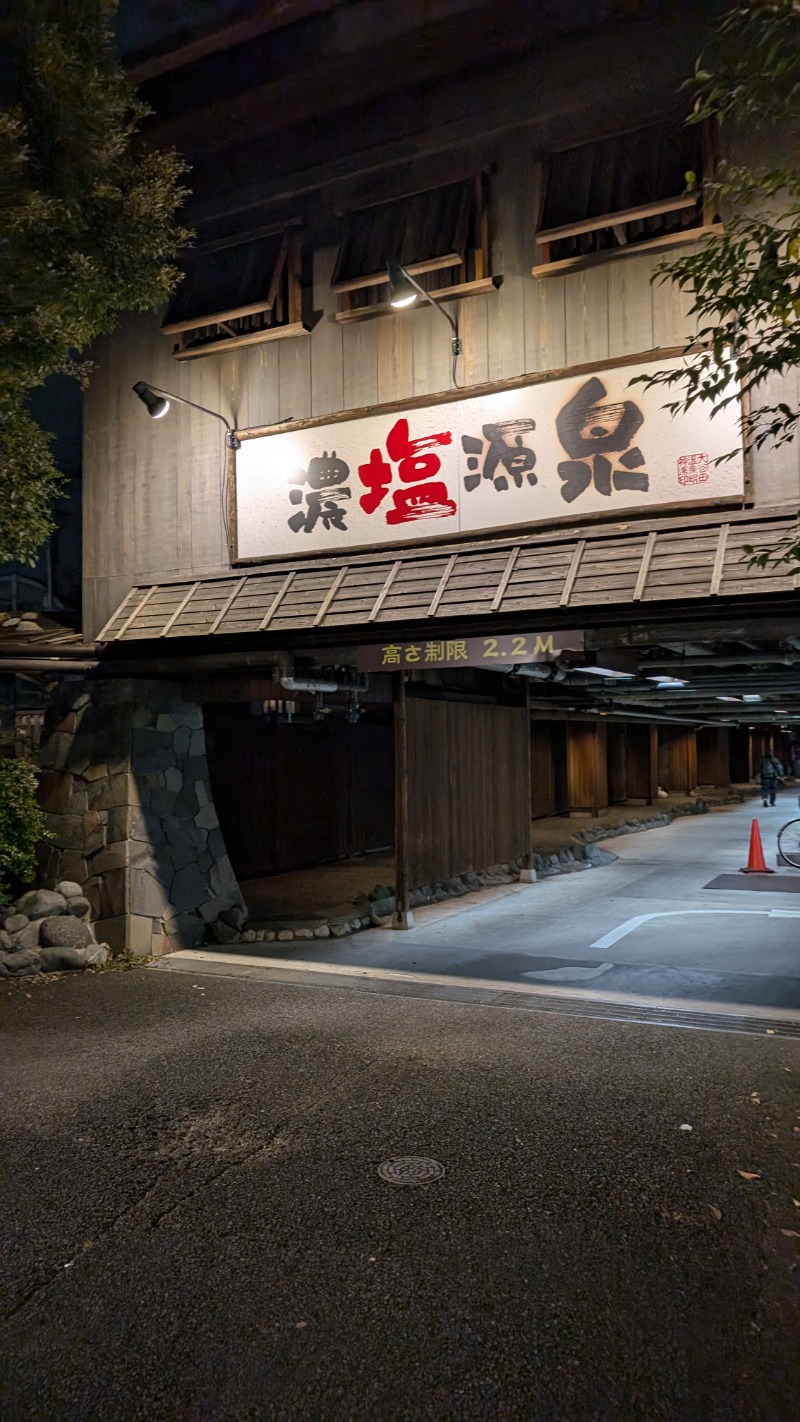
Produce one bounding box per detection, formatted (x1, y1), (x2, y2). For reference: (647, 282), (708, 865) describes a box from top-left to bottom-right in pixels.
(288, 487), (351, 534)
(462, 419), (537, 493)
(289, 450), (350, 491)
(287, 449), (352, 532)
(555, 377), (649, 503)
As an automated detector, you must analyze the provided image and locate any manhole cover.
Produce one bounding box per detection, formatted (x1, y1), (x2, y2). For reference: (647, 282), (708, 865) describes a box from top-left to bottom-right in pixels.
(377, 1156), (445, 1186)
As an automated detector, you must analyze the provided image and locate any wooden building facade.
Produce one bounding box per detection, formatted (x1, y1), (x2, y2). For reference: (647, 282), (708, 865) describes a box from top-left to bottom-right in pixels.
(49, 0), (800, 950)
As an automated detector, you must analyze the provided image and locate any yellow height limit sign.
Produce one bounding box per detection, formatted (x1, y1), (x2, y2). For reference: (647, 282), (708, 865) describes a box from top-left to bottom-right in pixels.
(356, 631), (585, 671)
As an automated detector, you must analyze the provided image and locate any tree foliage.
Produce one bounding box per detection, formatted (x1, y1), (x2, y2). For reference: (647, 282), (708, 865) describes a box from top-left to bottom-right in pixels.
(0, 758), (49, 900)
(0, 0), (190, 563)
(637, 0), (800, 568)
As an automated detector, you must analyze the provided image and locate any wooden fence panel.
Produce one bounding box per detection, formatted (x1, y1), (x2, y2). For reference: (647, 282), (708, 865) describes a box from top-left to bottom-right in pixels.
(406, 698), (529, 887)
(205, 709), (393, 878)
(530, 721), (556, 819)
(697, 727), (731, 786)
(566, 722), (608, 815)
(658, 727), (697, 795)
(626, 723), (658, 802)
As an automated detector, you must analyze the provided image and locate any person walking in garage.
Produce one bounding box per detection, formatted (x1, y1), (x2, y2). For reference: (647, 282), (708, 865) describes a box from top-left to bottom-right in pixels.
(759, 750), (784, 806)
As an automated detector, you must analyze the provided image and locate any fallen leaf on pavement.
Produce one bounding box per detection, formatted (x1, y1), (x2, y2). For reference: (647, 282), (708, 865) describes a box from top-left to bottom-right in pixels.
(737, 1171), (761, 1180)
(679, 1123), (693, 1131)
(750, 1093), (762, 1104)
(793, 1199), (800, 1208)
(779, 1229), (800, 1238)
(708, 1205), (722, 1221)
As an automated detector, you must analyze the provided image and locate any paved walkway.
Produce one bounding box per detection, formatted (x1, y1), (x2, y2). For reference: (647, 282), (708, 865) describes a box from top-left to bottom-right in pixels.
(209, 795), (800, 1011)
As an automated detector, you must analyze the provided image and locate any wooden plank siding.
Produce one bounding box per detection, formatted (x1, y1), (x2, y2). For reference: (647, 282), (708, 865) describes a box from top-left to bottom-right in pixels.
(566, 722), (608, 816)
(204, 710), (394, 879)
(697, 726), (731, 786)
(658, 726), (698, 796)
(406, 698), (529, 887)
(626, 723), (659, 803)
(82, 156), (800, 638)
(530, 722), (557, 819)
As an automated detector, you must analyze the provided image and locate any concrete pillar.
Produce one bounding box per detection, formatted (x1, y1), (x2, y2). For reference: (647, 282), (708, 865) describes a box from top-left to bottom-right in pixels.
(37, 679), (245, 956)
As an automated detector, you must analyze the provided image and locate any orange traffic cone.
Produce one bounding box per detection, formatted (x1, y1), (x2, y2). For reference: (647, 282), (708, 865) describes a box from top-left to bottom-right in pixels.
(740, 818), (775, 874)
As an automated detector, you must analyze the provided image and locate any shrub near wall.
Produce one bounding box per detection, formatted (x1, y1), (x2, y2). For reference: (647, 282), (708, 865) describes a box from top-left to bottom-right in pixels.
(0, 757), (49, 902)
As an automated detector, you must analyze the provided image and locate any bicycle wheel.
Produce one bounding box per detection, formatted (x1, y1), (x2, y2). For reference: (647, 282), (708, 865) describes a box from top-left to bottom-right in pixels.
(777, 818), (800, 869)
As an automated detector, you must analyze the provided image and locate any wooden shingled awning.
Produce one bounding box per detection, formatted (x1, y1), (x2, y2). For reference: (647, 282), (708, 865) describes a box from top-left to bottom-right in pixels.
(97, 507), (798, 645)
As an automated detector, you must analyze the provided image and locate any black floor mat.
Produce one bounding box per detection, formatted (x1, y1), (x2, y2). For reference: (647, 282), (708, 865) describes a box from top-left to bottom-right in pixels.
(704, 873), (800, 892)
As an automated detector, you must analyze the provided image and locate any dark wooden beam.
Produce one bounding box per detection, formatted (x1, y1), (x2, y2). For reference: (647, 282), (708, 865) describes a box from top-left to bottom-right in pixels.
(127, 2), (339, 82)
(392, 671), (412, 931)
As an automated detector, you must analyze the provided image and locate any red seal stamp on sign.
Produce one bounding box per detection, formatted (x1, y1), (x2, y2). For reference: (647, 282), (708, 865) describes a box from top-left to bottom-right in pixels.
(677, 453), (709, 486)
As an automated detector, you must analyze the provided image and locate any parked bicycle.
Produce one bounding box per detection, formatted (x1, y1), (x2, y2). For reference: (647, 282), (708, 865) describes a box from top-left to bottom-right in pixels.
(776, 797), (800, 868)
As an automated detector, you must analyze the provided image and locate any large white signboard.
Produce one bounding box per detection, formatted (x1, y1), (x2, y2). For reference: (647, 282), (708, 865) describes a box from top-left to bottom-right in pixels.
(234, 354), (744, 562)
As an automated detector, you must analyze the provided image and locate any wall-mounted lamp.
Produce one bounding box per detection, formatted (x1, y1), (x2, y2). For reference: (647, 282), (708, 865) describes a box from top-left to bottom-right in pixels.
(387, 256), (463, 384)
(132, 381), (240, 449)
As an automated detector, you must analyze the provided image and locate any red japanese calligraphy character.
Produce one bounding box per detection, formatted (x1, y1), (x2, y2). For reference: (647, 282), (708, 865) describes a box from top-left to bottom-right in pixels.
(386, 418), (452, 483)
(385, 483), (457, 524)
(358, 447), (393, 514)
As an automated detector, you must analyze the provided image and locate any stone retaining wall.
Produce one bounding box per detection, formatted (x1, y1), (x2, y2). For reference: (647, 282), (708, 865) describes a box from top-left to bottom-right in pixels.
(37, 679), (244, 956)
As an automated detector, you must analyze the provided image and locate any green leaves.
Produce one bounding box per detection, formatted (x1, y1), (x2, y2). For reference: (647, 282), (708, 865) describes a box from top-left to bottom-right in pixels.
(0, 0), (190, 561)
(636, 2), (800, 573)
(0, 403), (65, 563)
(0, 758), (50, 899)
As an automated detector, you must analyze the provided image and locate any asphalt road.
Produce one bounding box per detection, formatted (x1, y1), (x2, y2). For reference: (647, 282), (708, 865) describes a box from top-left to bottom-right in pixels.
(1, 968), (799, 1422)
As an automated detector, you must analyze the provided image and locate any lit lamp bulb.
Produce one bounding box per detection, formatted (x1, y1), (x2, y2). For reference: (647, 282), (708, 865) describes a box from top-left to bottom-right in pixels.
(387, 256), (418, 308)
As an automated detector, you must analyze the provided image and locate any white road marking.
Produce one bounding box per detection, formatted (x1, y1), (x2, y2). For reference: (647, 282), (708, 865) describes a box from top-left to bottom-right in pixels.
(590, 908), (800, 952)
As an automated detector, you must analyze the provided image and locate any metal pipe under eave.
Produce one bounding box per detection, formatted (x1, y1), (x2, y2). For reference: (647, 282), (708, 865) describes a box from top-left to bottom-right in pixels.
(0, 658), (99, 673)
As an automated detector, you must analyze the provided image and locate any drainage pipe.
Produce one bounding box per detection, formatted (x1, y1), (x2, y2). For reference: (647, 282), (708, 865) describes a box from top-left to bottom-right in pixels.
(0, 657), (98, 674)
